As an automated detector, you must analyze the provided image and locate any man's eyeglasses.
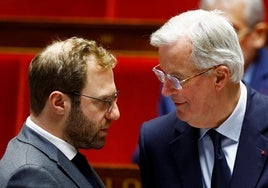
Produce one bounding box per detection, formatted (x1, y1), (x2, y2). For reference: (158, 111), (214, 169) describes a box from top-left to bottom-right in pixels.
(69, 91), (119, 113)
(152, 64), (214, 90)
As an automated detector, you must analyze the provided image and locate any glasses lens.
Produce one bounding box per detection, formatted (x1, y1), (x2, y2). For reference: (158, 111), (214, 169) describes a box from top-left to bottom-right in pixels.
(166, 75), (182, 90)
(106, 91), (119, 113)
(107, 101), (113, 113)
(153, 68), (165, 82)
(153, 66), (182, 90)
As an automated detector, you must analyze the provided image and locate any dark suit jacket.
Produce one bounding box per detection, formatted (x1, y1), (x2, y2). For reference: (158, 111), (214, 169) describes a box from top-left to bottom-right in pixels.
(250, 48), (268, 95)
(0, 125), (105, 188)
(138, 86), (268, 188)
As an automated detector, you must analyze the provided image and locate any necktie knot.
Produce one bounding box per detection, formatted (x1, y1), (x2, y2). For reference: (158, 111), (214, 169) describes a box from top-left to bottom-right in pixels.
(72, 152), (100, 187)
(72, 152), (88, 169)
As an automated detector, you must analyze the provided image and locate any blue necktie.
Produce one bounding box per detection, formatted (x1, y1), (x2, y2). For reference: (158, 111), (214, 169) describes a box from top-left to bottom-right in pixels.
(209, 130), (231, 188)
(72, 152), (100, 187)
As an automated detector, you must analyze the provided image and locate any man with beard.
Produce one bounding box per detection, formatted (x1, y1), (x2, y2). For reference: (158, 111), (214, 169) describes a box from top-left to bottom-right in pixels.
(0, 37), (120, 187)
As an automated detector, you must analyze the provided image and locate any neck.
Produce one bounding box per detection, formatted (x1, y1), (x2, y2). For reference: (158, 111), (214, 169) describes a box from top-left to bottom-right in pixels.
(213, 82), (241, 127)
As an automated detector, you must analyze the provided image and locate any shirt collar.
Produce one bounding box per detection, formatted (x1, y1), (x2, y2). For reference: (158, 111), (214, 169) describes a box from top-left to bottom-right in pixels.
(200, 81), (247, 142)
(26, 117), (77, 160)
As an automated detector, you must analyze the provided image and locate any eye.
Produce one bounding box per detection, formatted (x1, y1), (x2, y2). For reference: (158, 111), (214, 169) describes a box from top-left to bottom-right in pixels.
(93, 99), (110, 110)
(101, 95), (114, 102)
(170, 74), (182, 81)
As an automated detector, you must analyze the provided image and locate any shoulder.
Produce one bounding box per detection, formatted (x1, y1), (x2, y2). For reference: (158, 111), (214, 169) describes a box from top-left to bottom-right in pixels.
(141, 111), (178, 131)
(0, 138), (56, 178)
(140, 111), (189, 143)
(247, 86), (268, 109)
(0, 126), (81, 187)
(246, 86), (268, 127)
(0, 131), (68, 186)
(1, 134), (54, 166)
(0, 144), (77, 187)
(0, 164), (60, 187)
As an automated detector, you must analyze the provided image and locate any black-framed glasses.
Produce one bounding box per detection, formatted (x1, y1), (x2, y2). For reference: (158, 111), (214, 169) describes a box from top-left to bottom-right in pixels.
(152, 64), (214, 90)
(69, 91), (119, 113)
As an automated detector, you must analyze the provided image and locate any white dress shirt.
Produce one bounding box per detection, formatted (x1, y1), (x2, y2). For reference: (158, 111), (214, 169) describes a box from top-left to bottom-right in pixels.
(26, 117), (77, 160)
(198, 81), (247, 188)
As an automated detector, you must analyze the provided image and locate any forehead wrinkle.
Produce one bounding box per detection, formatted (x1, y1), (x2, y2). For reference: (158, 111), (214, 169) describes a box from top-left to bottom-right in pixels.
(159, 40), (195, 77)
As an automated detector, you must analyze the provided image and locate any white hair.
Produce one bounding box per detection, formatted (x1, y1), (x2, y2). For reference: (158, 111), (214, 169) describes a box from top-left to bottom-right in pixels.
(150, 9), (244, 83)
(200, 0), (265, 28)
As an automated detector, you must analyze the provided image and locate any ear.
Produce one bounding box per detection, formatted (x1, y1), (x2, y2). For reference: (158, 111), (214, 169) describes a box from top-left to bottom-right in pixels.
(252, 22), (268, 48)
(213, 65), (230, 91)
(48, 91), (69, 115)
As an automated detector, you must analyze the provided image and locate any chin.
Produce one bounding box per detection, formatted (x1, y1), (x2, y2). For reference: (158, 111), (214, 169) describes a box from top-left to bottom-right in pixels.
(176, 110), (187, 121)
(92, 140), (106, 149)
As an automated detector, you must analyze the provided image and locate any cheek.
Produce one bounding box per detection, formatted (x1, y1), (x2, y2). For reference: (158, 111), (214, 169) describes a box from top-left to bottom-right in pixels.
(80, 101), (107, 126)
(188, 84), (214, 110)
(80, 99), (99, 117)
(188, 93), (205, 112)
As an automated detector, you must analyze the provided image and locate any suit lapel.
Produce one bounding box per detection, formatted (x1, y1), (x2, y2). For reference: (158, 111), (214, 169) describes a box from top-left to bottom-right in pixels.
(90, 166), (106, 188)
(18, 125), (94, 188)
(230, 87), (268, 188)
(230, 119), (268, 188)
(169, 123), (203, 188)
(57, 151), (95, 187)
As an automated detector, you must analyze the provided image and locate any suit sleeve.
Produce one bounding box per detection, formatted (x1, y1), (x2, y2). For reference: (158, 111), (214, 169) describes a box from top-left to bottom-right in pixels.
(138, 123), (155, 188)
(6, 165), (60, 188)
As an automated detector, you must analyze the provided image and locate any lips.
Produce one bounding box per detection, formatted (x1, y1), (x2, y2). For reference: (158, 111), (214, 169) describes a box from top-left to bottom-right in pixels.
(100, 126), (109, 134)
(101, 128), (108, 132)
(174, 101), (186, 106)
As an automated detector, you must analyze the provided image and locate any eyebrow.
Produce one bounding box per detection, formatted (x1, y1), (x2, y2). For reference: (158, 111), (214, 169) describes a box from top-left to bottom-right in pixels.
(99, 90), (118, 99)
(169, 70), (192, 79)
(159, 64), (190, 78)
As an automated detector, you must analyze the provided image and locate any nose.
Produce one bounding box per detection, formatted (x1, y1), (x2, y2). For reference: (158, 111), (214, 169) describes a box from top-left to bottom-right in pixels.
(161, 80), (179, 97)
(106, 103), (120, 120)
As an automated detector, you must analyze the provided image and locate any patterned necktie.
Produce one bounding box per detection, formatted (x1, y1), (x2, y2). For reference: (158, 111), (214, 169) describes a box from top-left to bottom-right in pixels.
(72, 152), (100, 187)
(208, 130), (231, 188)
